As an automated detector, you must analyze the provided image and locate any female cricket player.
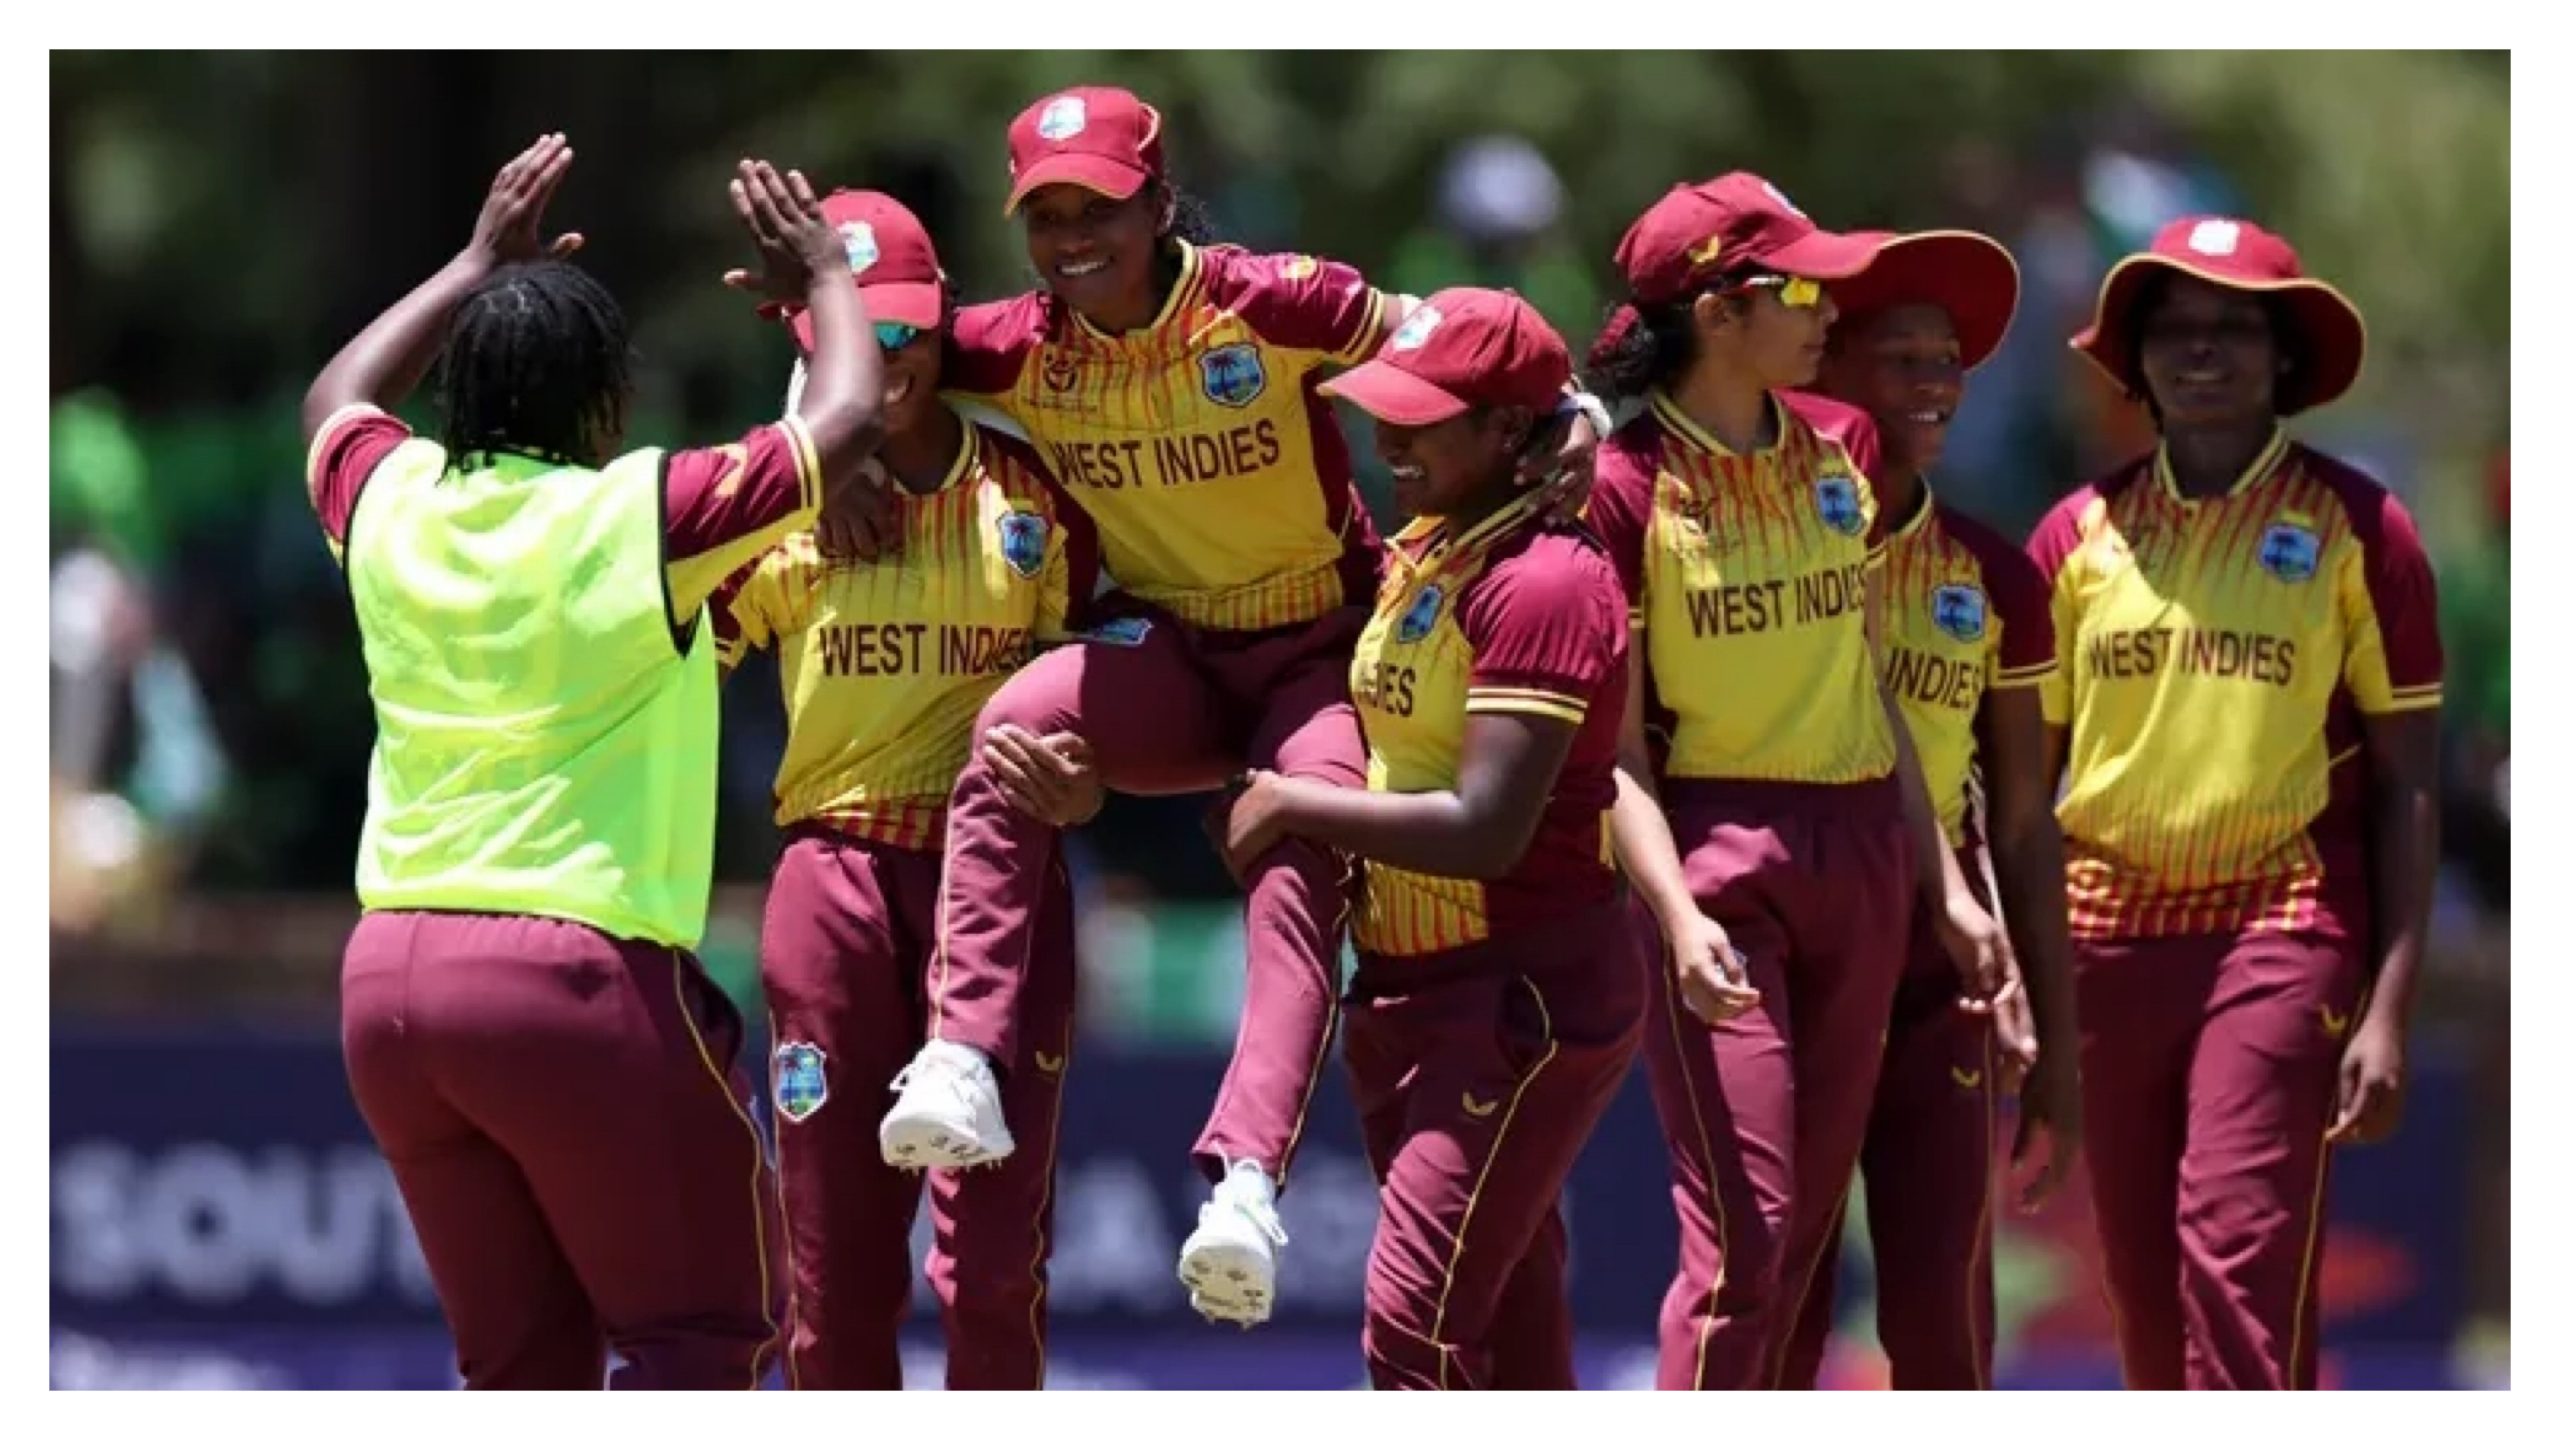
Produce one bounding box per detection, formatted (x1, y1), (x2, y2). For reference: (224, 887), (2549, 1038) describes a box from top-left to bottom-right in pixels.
(1772, 229), (2083, 1388)
(2030, 216), (2441, 1389)
(1580, 172), (2018, 1390)
(773, 84), (1604, 1328)
(1216, 287), (1640, 1389)
(714, 190), (1099, 1389)
(316, 140), (886, 1388)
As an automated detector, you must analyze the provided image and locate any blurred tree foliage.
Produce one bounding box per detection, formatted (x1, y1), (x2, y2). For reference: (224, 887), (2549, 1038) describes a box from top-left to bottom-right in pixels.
(53, 50), (2506, 447)
(48, 52), (2509, 892)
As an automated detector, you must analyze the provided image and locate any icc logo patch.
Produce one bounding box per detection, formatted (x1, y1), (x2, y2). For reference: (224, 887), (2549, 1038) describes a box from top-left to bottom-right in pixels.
(1931, 584), (1988, 643)
(997, 511), (1049, 578)
(2258, 521), (2320, 583)
(773, 1042), (828, 1124)
(1199, 343), (1266, 409)
(1042, 352), (1080, 394)
(1397, 584), (1445, 643)
(1279, 254), (1321, 282)
(840, 221), (879, 276)
(1813, 475), (1864, 536)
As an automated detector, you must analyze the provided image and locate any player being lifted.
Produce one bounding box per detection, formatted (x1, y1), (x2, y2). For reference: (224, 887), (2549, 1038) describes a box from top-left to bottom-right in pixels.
(317, 140), (885, 1388)
(753, 85), (1605, 1327)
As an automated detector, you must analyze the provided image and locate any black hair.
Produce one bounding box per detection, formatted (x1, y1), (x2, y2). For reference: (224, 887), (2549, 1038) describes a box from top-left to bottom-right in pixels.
(1584, 299), (1696, 405)
(436, 260), (633, 473)
(2119, 270), (2310, 418)
(1584, 268), (1780, 405)
(1150, 178), (1218, 248)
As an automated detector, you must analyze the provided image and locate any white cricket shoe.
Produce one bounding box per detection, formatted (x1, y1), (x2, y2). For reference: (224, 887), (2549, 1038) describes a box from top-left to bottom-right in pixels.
(1178, 1158), (1286, 1327)
(878, 1039), (1014, 1170)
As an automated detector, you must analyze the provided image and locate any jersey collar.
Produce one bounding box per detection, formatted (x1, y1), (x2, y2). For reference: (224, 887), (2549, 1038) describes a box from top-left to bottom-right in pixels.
(1648, 389), (1791, 460)
(2154, 424), (2290, 504)
(1067, 239), (1204, 345)
(1883, 477), (1936, 545)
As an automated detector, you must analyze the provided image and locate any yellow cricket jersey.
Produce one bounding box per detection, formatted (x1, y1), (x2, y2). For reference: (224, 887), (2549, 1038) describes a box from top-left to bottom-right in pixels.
(714, 420), (1096, 850)
(1586, 392), (1896, 784)
(2028, 429), (2444, 939)
(944, 241), (1391, 633)
(1348, 508), (1628, 958)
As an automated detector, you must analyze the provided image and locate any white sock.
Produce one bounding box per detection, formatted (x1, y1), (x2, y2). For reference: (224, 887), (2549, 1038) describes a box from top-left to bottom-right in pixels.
(921, 1038), (991, 1072)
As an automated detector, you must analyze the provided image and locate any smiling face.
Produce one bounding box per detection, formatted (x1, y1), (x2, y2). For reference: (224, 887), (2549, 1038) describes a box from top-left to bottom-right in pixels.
(2135, 273), (2285, 431)
(1817, 302), (1965, 476)
(1372, 408), (1529, 522)
(1018, 182), (1169, 327)
(878, 324), (944, 438)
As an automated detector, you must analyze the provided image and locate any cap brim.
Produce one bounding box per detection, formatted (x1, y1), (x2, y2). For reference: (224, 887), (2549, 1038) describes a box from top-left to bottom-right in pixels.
(1760, 226), (1888, 281)
(2072, 253), (2366, 415)
(1829, 231), (2022, 369)
(1003, 155), (1151, 216)
(1318, 362), (1469, 426)
(788, 280), (945, 351)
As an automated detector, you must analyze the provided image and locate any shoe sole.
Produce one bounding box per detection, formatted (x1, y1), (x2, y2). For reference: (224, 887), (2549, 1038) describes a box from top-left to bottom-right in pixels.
(1178, 1229), (1274, 1327)
(879, 1109), (1014, 1170)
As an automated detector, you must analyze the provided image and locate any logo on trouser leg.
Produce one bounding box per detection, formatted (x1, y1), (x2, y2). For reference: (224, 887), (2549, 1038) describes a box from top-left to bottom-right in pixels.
(773, 1041), (829, 1123)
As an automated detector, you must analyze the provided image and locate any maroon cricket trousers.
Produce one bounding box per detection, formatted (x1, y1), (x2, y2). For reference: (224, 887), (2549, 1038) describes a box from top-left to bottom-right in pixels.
(930, 599), (1368, 1185)
(759, 825), (1075, 1390)
(1347, 896), (1647, 1391)
(341, 910), (783, 1390)
(1773, 842), (2001, 1389)
(2076, 920), (2366, 1389)
(1641, 776), (1915, 1390)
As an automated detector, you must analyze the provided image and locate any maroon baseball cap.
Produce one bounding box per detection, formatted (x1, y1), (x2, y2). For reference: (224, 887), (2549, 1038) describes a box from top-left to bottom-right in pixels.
(1318, 288), (1571, 426)
(1614, 171), (1884, 305)
(2072, 215), (2365, 414)
(785, 190), (946, 352)
(1004, 86), (1165, 216)
(1826, 229), (2022, 369)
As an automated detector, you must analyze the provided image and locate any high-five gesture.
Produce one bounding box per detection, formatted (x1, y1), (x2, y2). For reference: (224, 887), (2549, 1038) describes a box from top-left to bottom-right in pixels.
(469, 132), (584, 267)
(724, 160), (839, 308)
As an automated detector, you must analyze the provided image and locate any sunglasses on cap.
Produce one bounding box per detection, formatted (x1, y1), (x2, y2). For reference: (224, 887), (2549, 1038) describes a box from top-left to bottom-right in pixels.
(875, 322), (925, 352)
(1722, 273), (1825, 310)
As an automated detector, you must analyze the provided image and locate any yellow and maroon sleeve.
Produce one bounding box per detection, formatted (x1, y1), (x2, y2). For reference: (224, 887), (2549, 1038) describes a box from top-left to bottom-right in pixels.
(304, 405), (415, 563)
(2025, 487), (2098, 726)
(1211, 248), (1389, 367)
(1947, 508), (2057, 689)
(943, 295), (1046, 411)
(1458, 537), (1627, 726)
(662, 418), (818, 625)
(1583, 439), (1657, 630)
(2338, 481), (2445, 715)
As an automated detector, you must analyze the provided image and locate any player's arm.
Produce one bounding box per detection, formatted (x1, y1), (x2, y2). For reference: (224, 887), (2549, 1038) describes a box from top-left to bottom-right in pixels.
(726, 160), (892, 559)
(1231, 711), (1578, 880)
(303, 135), (581, 444)
(1220, 548), (1606, 879)
(1869, 563), (2015, 1009)
(1982, 683), (2081, 1203)
(2330, 494), (2447, 1145)
(1614, 638), (1758, 1020)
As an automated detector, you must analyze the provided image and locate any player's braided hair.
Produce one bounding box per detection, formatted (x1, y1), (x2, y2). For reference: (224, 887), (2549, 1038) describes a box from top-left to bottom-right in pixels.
(437, 260), (634, 473)
(2121, 272), (2312, 419)
(1584, 299), (1695, 404)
